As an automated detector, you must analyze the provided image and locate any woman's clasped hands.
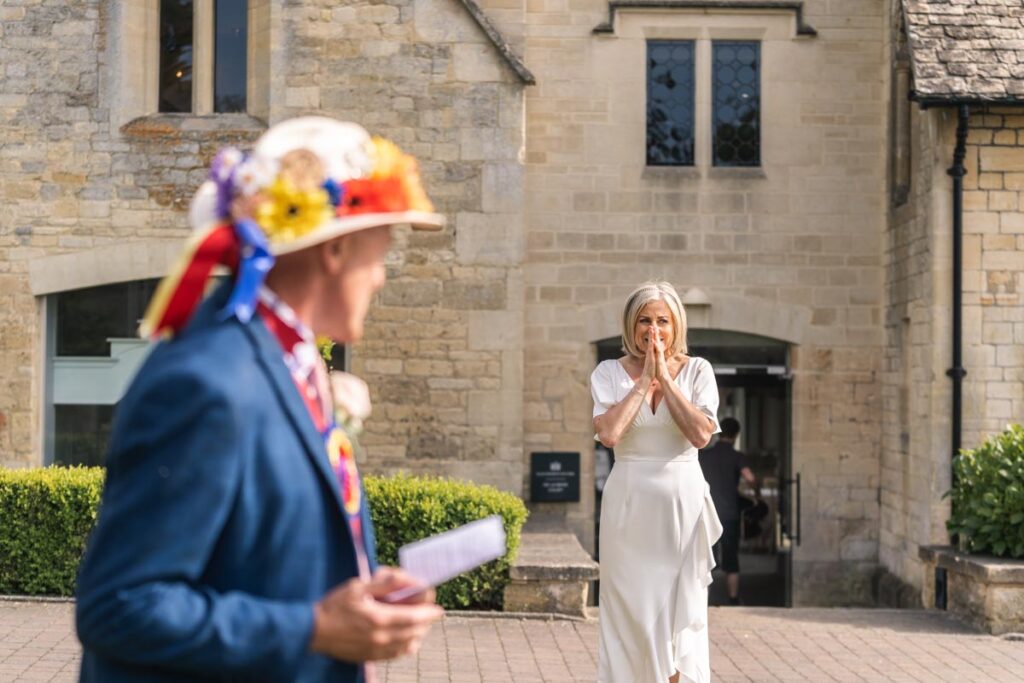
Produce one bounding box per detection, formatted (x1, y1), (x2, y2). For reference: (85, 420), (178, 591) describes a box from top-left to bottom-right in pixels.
(640, 326), (670, 395)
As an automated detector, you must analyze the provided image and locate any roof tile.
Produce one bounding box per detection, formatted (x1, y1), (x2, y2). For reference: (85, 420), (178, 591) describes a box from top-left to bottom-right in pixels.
(904, 0), (1024, 102)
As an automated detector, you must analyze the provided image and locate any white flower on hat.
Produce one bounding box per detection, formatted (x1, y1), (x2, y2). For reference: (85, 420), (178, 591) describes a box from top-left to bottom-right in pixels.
(235, 155), (279, 197)
(330, 371), (372, 433)
(212, 147), (244, 183)
(343, 140), (375, 180)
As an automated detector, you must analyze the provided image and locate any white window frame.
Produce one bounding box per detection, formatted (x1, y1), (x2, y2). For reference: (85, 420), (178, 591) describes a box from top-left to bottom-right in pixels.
(599, 9), (809, 177)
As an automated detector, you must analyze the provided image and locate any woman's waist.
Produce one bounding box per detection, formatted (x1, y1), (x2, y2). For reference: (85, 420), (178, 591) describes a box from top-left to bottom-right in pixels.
(613, 451), (699, 463)
(615, 431), (699, 462)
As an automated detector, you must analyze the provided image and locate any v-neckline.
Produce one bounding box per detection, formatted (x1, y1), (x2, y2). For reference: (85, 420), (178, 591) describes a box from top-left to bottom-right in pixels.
(616, 358), (688, 416)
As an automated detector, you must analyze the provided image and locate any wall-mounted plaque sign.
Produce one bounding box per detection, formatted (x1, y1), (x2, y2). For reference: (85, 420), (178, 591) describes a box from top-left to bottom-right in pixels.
(530, 451), (580, 503)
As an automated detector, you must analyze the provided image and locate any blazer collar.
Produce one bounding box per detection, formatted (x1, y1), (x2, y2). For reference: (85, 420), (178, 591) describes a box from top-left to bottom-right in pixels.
(243, 316), (347, 514)
(186, 280), (347, 515)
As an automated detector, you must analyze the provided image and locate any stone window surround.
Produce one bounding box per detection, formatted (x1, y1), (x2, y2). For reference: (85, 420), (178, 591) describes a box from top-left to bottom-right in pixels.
(601, 11), (804, 179)
(115, 0), (271, 128)
(29, 240), (185, 461)
(647, 27), (766, 174)
(28, 240), (351, 462)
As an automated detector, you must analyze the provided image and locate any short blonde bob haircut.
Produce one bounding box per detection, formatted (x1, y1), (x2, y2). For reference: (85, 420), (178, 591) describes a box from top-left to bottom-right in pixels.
(621, 281), (688, 358)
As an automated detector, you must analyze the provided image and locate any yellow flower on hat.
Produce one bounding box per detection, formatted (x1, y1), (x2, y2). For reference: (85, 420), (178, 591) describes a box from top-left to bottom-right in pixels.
(254, 176), (333, 245)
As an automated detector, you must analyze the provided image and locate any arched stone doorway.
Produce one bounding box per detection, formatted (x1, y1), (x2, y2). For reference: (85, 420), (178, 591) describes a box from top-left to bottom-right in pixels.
(591, 325), (800, 607)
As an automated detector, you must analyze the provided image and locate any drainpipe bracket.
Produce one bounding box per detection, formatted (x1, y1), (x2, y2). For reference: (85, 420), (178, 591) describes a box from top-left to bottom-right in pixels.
(946, 367), (967, 380)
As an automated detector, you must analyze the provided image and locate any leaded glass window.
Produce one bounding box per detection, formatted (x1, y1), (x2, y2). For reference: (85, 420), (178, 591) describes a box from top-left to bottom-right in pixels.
(159, 0), (194, 113)
(214, 0), (247, 113)
(647, 40), (695, 166)
(712, 41), (760, 167)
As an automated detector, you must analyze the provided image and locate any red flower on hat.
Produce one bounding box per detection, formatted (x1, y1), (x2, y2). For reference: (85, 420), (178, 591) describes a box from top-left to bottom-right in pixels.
(336, 137), (434, 218)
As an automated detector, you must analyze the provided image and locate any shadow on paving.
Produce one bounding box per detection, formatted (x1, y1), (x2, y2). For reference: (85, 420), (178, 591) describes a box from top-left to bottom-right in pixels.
(708, 606), (983, 635)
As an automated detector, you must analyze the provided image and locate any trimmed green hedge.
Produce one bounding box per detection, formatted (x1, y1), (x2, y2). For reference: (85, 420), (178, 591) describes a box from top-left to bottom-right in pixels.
(948, 424), (1024, 558)
(0, 468), (528, 610)
(0, 466), (104, 595)
(365, 474), (527, 610)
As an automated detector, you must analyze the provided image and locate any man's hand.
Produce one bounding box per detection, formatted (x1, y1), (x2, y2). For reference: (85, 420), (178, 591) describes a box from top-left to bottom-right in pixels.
(371, 566), (437, 605)
(309, 570), (443, 663)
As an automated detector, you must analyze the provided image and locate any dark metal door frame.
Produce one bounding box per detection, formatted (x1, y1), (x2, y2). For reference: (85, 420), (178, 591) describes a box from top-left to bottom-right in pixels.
(713, 371), (795, 607)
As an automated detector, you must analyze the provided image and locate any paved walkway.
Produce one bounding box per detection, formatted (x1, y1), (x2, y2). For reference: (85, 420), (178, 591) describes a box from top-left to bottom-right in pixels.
(2, 600), (1023, 682)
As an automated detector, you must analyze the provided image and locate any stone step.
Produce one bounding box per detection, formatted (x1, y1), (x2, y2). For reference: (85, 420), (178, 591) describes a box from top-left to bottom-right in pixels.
(504, 522), (599, 617)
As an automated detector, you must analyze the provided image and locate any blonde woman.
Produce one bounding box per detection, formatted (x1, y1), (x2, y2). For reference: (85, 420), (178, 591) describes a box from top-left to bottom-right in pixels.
(592, 282), (723, 683)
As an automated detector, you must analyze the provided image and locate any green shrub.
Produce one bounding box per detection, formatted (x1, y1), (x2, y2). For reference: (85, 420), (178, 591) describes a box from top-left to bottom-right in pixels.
(0, 466), (104, 596)
(0, 467), (528, 608)
(947, 424), (1024, 558)
(365, 474), (528, 610)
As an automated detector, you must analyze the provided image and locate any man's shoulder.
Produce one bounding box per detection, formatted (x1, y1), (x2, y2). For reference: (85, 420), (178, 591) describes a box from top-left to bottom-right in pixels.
(700, 440), (730, 455)
(131, 320), (263, 401)
(700, 441), (744, 464)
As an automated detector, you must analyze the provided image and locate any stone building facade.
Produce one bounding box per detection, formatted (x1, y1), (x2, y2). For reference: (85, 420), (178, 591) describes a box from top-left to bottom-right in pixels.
(1, 0), (531, 497)
(522, 1), (888, 604)
(881, 0), (1024, 606)
(1, 0), (1021, 606)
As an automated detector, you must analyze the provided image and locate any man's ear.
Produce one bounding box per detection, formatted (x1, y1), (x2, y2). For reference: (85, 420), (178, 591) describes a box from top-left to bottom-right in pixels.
(320, 235), (349, 275)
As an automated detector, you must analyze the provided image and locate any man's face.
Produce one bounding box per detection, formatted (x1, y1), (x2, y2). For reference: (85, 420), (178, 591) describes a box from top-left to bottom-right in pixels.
(321, 225), (393, 342)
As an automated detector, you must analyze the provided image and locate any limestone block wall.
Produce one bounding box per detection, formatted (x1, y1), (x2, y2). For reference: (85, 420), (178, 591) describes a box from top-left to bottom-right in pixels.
(881, 103), (952, 603)
(291, 0), (528, 490)
(0, 0), (265, 467)
(522, 0), (888, 604)
(0, 0), (529, 499)
(961, 108), (1024, 446)
(882, 104), (1024, 601)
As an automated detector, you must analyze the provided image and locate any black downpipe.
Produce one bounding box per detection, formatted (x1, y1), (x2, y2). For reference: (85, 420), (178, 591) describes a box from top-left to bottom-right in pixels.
(946, 104), (969, 529)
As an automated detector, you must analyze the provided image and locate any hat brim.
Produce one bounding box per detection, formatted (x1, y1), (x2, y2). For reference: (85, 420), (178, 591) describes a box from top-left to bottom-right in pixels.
(270, 211), (445, 256)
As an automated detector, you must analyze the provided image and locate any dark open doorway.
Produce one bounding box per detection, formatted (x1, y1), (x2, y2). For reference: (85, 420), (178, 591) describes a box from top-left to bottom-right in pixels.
(593, 329), (796, 607)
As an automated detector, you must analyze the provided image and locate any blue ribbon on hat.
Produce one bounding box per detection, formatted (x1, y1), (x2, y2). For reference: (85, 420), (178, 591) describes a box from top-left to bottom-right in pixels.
(220, 218), (276, 324)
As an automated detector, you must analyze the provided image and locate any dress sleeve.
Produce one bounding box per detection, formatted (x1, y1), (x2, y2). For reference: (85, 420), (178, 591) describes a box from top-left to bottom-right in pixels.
(692, 358), (721, 435)
(590, 361), (618, 419)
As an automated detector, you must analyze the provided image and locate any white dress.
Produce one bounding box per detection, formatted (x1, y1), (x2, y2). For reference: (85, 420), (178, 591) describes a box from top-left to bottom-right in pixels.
(593, 357), (723, 683)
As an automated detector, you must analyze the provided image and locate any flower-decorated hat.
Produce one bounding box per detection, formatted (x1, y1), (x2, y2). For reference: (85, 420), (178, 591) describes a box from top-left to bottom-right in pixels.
(140, 116), (444, 339)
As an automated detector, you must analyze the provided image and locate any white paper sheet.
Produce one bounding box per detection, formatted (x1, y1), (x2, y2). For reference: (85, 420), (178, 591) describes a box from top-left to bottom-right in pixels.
(382, 515), (507, 602)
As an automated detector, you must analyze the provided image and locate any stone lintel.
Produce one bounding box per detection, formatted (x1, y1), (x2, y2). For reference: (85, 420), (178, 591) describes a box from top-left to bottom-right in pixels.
(592, 1), (817, 37)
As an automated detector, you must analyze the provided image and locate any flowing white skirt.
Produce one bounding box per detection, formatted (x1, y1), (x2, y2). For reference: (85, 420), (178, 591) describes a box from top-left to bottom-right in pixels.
(598, 456), (723, 682)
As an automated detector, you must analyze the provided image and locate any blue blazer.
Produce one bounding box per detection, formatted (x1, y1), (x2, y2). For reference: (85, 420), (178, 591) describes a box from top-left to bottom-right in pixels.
(76, 282), (378, 683)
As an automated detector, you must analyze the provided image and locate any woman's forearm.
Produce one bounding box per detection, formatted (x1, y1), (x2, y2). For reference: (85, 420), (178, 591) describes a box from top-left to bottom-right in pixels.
(660, 377), (715, 448)
(594, 378), (650, 448)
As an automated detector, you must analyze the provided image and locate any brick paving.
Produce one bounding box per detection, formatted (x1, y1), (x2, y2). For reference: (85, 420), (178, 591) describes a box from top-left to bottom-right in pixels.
(2, 600), (1023, 682)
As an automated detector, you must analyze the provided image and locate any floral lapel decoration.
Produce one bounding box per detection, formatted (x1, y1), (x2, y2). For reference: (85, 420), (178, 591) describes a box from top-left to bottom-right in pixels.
(327, 371), (372, 518)
(330, 371), (372, 438)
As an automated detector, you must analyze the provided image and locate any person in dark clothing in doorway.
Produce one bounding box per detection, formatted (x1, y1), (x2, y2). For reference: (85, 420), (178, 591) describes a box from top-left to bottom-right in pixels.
(699, 417), (757, 605)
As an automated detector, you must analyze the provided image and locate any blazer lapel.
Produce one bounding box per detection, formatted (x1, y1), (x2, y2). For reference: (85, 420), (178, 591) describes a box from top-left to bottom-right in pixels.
(242, 317), (347, 515)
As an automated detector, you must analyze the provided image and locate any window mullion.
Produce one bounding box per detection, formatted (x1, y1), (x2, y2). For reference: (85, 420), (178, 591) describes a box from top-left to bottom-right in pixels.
(695, 37), (712, 170)
(193, 0), (215, 115)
